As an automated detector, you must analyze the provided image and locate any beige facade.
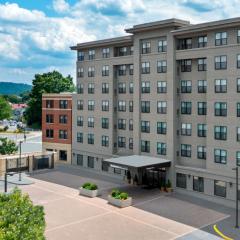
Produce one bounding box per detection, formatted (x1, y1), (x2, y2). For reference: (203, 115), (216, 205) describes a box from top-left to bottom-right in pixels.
(71, 17), (240, 207)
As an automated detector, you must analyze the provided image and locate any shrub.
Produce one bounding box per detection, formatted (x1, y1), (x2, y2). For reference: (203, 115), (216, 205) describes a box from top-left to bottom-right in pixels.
(119, 192), (128, 200)
(111, 189), (120, 198)
(82, 182), (91, 188)
(0, 188), (45, 240)
(110, 189), (129, 200)
(82, 182), (98, 190)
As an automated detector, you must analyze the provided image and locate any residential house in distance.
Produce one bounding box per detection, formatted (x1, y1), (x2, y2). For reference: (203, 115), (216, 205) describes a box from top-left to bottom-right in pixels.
(42, 93), (72, 164)
(70, 17), (240, 207)
(11, 103), (27, 121)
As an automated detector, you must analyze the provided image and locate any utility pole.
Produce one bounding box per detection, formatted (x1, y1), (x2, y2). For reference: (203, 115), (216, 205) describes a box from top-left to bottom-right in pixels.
(233, 166), (239, 228)
(18, 128), (26, 182)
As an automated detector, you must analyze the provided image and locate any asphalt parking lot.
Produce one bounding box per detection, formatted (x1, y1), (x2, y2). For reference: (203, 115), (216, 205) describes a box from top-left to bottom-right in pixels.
(17, 165), (237, 239)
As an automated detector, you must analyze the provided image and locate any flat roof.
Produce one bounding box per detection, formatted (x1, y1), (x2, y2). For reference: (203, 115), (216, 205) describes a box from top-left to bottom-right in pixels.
(104, 155), (171, 168)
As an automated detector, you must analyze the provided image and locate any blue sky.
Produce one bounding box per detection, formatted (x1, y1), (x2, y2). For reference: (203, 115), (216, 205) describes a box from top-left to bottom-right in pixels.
(0, 0), (238, 85)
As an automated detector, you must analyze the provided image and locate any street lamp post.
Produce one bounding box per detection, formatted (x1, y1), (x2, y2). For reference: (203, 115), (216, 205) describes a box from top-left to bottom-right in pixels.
(233, 166), (239, 228)
(18, 128), (26, 182)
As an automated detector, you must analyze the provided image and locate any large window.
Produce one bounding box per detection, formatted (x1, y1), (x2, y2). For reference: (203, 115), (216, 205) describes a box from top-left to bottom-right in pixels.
(214, 180), (226, 198)
(198, 80), (207, 93)
(77, 83), (84, 94)
(142, 42), (151, 54)
(198, 102), (207, 115)
(102, 100), (109, 111)
(46, 100), (54, 108)
(193, 176), (204, 192)
(157, 122), (167, 135)
(129, 82), (134, 93)
(181, 59), (192, 72)
(78, 51), (84, 61)
(118, 82), (126, 94)
(118, 136), (126, 148)
(46, 114), (54, 123)
(197, 146), (206, 160)
(118, 65), (126, 76)
(181, 80), (192, 93)
(77, 132), (83, 143)
(88, 83), (94, 94)
(129, 138), (133, 149)
(129, 101), (133, 112)
(88, 49), (95, 60)
(157, 142), (167, 155)
(118, 101), (126, 112)
(59, 130), (67, 139)
(215, 79), (227, 93)
(157, 101), (167, 114)
(237, 103), (240, 117)
(102, 65), (109, 76)
(141, 62), (150, 74)
(214, 126), (227, 140)
(141, 140), (150, 153)
(181, 102), (192, 115)
(141, 81), (150, 93)
(237, 127), (240, 142)
(119, 47), (127, 56)
(198, 36), (207, 48)
(181, 144), (191, 157)
(141, 121), (150, 133)
(77, 68), (84, 78)
(102, 118), (109, 129)
(59, 115), (67, 124)
(88, 100), (95, 111)
(129, 64), (134, 75)
(215, 102), (227, 116)
(88, 133), (94, 144)
(46, 129), (54, 138)
(176, 173), (187, 189)
(237, 55), (240, 68)
(87, 117), (94, 128)
(157, 60), (167, 73)
(157, 81), (167, 93)
(129, 119), (133, 131)
(77, 100), (84, 110)
(102, 83), (109, 94)
(102, 136), (109, 147)
(198, 58), (207, 71)
(179, 38), (192, 50)
(141, 101), (150, 113)
(59, 100), (68, 109)
(88, 66), (95, 77)
(87, 156), (94, 168)
(59, 150), (67, 161)
(77, 116), (83, 126)
(198, 124), (207, 137)
(118, 119), (126, 130)
(181, 123), (192, 136)
(236, 151), (240, 166)
(158, 40), (167, 52)
(214, 149), (227, 164)
(102, 48), (110, 58)
(215, 56), (227, 70)
(237, 78), (240, 93)
(215, 32), (227, 46)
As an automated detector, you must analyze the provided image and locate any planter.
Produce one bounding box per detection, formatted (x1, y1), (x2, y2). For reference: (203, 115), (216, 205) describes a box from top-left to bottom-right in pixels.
(160, 187), (165, 192)
(108, 195), (132, 208)
(166, 188), (173, 193)
(79, 187), (100, 198)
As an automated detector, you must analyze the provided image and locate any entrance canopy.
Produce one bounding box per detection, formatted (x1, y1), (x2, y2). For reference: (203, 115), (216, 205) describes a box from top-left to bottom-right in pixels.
(103, 155), (171, 169)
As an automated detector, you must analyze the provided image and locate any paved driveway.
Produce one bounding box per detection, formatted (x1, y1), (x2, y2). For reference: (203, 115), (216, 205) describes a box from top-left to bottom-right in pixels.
(17, 166), (230, 239)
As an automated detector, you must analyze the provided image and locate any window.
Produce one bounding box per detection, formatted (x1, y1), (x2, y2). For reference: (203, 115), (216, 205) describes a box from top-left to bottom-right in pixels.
(141, 62), (150, 74)
(238, 30), (240, 43)
(157, 81), (167, 93)
(141, 101), (150, 113)
(237, 103), (240, 117)
(46, 100), (53, 108)
(88, 66), (95, 77)
(77, 67), (84, 78)
(129, 119), (133, 131)
(215, 102), (227, 116)
(77, 116), (83, 126)
(141, 121), (150, 133)
(176, 173), (186, 188)
(77, 83), (84, 94)
(237, 151), (240, 166)
(141, 81), (150, 93)
(181, 123), (192, 136)
(181, 59), (192, 72)
(198, 36), (207, 48)
(157, 142), (166, 155)
(88, 117), (94, 128)
(88, 100), (95, 111)
(214, 126), (227, 140)
(88, 49), (95, 60)
(214, 180), (226, 198)
(118, 101), (126, 112)
(59, 130), (67, 139)
(102, 118), (109, 129)
(88, 133), (94, 144)
(59, 100), (68, 109)
(198, 124), (207, 137)
(215, 32), (227, 46)
(214, 149), (227, 164)
(179, 38), (192, 49)
(114, 168), (121, 174)
(141, 140), (150, 153)
(118, 82), (126, 94)
(59, 115), (67, 124)
(193, 176), (204, 192)
(87, 156), (94, 168)
(198, 80), (207, 93)
(198, 102), (207, 115)
(237, 54), (240, 68)
(129, 138), (133, 149)
(237, 127), (240, 142)
(157, 60), (167, 73)
(181, 144), (191, 157)
(157, 101), (167, 114)
(181, 102), (192, 114)
(142, 42), (151, 54)
(181, 80), (191, 93)
(102, 65), (109, 76)
(59, 150), (67, 161)
(215, 79), (227, 93)
(119, 47), (127, 56)
(215, 56), (227, 70)
(77, 154), (83, 166)
(46, 114), (54, 123)
(118, 65), (126, 76)
(46, 129), (54, 138)
(198, 58), (207, 71)
(78, 51), (84, 61)
(77, 132), (83, 143)
(197, 146), (206, 160)
(130, 46), (134, 55)
(118, 119), (126, 130)
(158, 40), (167, 52)
(129, 82), (134, 93)
(102, 136), (109, 147)
(102, 83), (109, 94)
(102, 100), (109, 111)
(102, 48), (110, 58)
(129, 64), (134, 75)
(237, 78), (240, 92)
(77, 100), (84, 110)
(118, 136), (126, 148)
(157, 122), (167, 135)
(129, 101), (133, 112)
(88, 83), (94, 94)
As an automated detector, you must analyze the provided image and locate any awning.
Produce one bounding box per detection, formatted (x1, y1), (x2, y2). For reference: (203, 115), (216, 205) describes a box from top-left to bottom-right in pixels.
(103, 155), (171, 169)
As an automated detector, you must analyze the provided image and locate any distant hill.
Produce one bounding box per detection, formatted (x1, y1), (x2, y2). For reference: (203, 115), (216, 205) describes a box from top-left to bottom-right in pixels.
(0, 82), (32, 95)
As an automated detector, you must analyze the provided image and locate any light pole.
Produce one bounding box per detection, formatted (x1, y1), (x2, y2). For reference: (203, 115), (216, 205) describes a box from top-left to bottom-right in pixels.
(18, 128), (26, 181)
(233, 166), (239, 228)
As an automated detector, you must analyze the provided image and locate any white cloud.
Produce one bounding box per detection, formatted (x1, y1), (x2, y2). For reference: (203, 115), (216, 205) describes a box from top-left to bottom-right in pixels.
(52, 0), (70, 13)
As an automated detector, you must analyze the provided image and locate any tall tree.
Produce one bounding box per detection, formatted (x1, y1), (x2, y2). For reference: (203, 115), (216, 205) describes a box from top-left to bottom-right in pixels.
(25, 71), (75, 127)
(0, 96), (12, 120)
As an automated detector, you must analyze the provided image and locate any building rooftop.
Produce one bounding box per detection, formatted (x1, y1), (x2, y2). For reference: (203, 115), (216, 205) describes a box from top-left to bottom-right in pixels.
(42, 92), (73, 97)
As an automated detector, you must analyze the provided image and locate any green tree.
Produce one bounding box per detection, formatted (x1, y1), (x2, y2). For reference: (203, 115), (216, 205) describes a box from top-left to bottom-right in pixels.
(25, 71), (75, 127)
(0, 138), (18, 155)
(0, 97), (12, 120)
(20, 91), (31, 103)
(0, 188), (45, 240)
(2, 94), (21, 104)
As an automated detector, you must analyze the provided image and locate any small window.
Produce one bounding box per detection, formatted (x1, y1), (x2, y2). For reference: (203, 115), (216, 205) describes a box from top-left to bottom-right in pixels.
(87, 156), (94, 168)
(215, 32), (227, 46)
(215, 56), (227, 70)
(214, 149), (227, 164)
(214, 180), (226, 198)
(59, 150), (67, 161)
(176, 173), (186, 188)
(193, 176), (204, 192)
